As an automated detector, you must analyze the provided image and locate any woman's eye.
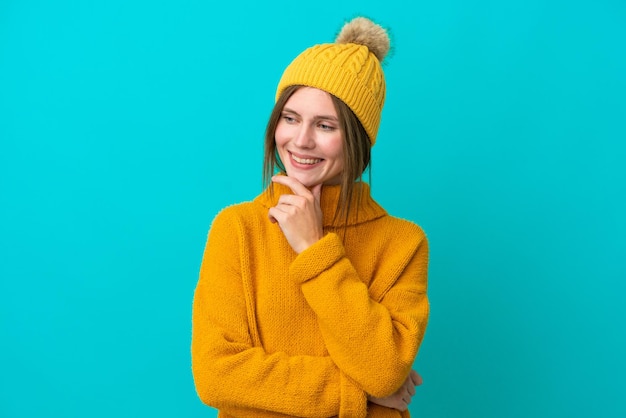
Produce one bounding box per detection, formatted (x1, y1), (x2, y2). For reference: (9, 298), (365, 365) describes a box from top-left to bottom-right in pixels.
(283, 116), (296, 123)
(319, 124), (335, 131)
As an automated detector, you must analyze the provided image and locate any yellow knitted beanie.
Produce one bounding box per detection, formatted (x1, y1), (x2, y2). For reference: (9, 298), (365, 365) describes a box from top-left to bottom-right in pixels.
(275, 17), (390, 146)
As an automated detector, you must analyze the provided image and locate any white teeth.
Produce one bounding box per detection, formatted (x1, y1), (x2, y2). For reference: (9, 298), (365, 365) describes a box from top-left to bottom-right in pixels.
(292, 154), (322, 165)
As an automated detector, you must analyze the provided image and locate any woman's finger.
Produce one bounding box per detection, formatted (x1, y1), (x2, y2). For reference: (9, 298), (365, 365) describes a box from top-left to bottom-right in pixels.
(311, 183), (322, 204)
(277, 194), (307, 208)
(411, 370), (423, 386)
(271, 175), (311, 197)
(267, 206), (288, 224)
(407, 382), (416, 396)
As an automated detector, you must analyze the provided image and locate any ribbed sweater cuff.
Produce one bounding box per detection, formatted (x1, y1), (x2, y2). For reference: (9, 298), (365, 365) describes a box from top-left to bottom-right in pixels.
(289, 233), (344, 284)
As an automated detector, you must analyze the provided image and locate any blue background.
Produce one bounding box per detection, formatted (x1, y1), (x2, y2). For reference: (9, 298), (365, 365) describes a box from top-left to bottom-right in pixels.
(1, 0), (624, 417)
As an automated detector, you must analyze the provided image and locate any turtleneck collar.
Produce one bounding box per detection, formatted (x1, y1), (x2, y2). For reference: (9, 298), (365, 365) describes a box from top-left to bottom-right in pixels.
(255, 180), (387, 228)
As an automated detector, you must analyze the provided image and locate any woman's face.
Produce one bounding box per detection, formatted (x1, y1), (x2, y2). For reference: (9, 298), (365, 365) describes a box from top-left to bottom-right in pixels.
(275, 87), (344, 187)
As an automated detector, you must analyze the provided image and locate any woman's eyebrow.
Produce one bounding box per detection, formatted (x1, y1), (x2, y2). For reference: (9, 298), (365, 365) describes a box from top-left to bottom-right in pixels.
(316, 115), (339, 121)
(282, 107), (338, 121)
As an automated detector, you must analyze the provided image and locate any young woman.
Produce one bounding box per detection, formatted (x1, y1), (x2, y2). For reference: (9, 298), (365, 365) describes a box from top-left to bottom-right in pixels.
(192, 17), (429, 417)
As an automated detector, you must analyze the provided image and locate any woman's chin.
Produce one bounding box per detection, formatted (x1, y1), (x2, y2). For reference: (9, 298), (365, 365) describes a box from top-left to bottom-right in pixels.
(284, 172), (319, 188)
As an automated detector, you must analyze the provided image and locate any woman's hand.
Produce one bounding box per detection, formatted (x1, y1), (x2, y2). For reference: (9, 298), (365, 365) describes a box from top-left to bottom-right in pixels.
(368, 370), (423, 411)
(268, 176), (323, 254)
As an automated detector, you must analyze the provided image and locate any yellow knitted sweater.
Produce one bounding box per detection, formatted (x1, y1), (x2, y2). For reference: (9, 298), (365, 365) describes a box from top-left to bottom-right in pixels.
(192, 182), (429, 418)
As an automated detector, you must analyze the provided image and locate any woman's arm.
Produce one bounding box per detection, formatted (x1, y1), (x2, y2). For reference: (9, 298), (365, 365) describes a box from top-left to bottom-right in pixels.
(191, 210), (367, 417)
(290, 229), (429, 399)
(267, 175), (429, 399)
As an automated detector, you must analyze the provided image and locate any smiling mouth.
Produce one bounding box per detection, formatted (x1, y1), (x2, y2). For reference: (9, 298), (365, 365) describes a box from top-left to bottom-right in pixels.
(291, 153), (322, 165)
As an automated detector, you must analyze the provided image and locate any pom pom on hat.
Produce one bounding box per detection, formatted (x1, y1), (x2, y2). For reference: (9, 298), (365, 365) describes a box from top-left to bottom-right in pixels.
(276, 17), (390, 146)
(336, 17), (390, 62)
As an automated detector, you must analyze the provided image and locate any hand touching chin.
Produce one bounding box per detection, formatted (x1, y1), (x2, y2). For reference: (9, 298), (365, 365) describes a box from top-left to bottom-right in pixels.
(284, 172), (320, 189)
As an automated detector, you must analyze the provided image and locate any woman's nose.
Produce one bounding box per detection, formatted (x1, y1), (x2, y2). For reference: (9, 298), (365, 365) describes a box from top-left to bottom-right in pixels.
(293, 124), (314, 148)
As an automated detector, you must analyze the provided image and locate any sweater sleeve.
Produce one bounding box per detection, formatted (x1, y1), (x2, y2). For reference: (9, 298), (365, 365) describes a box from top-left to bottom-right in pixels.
(191, 209), (367, 418)
(289, 229), (429, 398)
